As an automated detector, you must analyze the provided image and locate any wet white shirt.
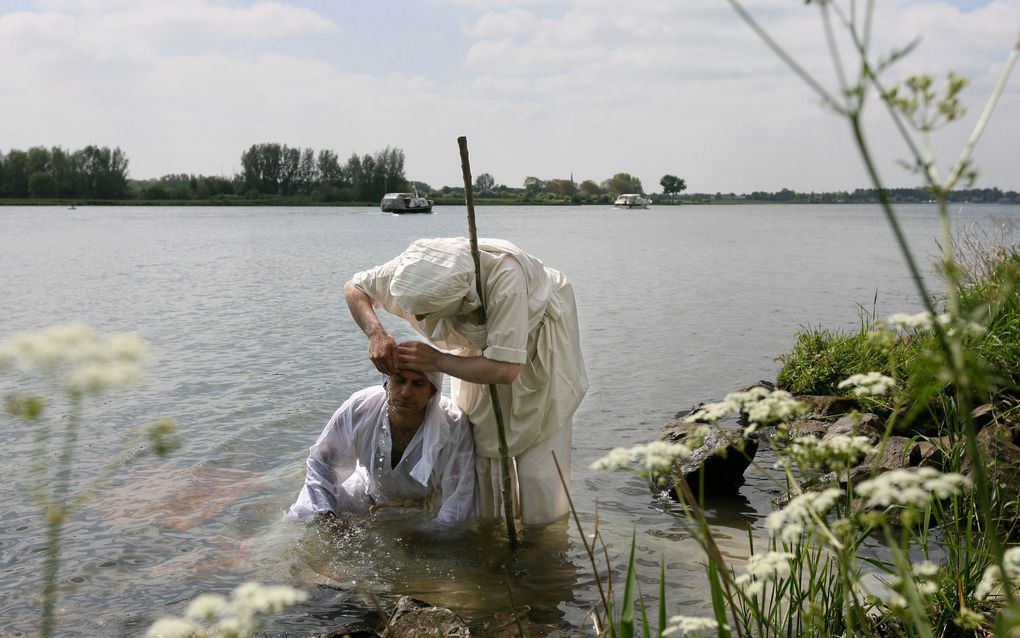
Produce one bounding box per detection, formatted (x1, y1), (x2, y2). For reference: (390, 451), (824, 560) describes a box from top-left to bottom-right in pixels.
(287, 385), (476, 527)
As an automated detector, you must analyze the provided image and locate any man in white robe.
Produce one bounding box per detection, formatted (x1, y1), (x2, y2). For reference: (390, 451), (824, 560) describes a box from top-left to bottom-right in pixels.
(344, 237), (588, 525)
(288, 368), (476, 528)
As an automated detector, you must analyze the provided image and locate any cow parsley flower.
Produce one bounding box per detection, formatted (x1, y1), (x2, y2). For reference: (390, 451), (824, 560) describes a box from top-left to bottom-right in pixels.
(856, 467), (970, 510)
(186, 593), (229, 621)
(888, 311), (934, 331)
(0, 324), (151, 393)
(744, 390), (806, 429)
(145, 581), (307, 638)
(887, 560), (941, 609)
(232, 582), (308, 615)
(936, 313), (987, 338)
(785, 435), (875, 472)
(661, 615), (721, 637)
(590, 440), (694, 473)
(144, 617), (203, 638)
(685, 388), (805, 433)
(734, 551), (795, 596)
(975, 546), (1020, 599)
(766, 489), (842, 544)
(685, 400), (737, 424)
(838, 372), (896, 397)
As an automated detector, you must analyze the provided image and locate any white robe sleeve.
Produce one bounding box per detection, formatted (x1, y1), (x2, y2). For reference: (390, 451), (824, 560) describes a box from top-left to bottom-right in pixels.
(430, 410), (477, 528)
(350, 258), (417, 324)
(286, 402), (362, 519)
(480, 257), (529, 364)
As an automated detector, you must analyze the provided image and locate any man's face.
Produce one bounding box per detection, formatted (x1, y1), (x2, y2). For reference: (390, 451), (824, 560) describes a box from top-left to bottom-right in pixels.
(386, 370), (436, 420)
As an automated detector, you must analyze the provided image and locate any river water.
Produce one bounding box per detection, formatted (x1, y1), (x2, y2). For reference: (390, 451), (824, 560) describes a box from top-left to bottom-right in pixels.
(1, 203), (1018, 636)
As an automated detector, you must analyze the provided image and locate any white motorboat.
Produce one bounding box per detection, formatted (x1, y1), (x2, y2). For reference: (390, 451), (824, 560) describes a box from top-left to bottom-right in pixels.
(612, 194), (650, 209)
(380, 191), (433, 214)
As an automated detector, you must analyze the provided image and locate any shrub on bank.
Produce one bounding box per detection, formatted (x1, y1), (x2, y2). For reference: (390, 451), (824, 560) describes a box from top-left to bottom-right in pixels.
(775, 246), (1020, 434)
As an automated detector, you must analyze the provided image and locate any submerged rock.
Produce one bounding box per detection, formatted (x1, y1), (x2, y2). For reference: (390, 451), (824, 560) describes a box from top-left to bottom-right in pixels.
(655, 421), (758, 497)
(382, 596), (471, 638)
(311, 622), (379, 637)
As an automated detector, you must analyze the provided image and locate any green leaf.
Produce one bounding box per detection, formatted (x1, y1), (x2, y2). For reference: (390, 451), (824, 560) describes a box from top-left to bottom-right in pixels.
(620, 531), (638, 638)
(658, 558), (666, 637)
(707, 560), (733, 638)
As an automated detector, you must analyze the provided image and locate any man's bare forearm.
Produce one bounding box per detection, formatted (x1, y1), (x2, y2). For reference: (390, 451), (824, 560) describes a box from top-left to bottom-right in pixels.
(344, 280), (398, 373)
(344, 280), (386, 338)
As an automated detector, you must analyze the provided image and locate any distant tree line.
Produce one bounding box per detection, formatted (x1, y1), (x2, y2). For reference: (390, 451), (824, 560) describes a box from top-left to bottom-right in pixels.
(0, 143), (410, 203)
(2, 145), (1015, 205)
(449, 171), (649, 205)
(237, 143), (408, 201)
(680, 187), (1019, 204)
(0, 145), (130, 199)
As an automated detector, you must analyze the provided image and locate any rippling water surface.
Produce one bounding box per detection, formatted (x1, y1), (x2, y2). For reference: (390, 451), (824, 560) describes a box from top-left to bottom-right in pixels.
(1, 203), (1018, 636)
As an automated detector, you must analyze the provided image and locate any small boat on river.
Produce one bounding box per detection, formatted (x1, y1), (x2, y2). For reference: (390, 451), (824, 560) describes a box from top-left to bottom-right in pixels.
(613, 194), (650, 209)
(381, 191), (433, 214)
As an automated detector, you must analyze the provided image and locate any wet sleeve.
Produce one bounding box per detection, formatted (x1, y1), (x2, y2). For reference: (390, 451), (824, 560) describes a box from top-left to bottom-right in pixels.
(432, 413), (477, 527)
(481, 260), (529, 364)
(350, 257), (414, 321)
(298, 407), (361, 516)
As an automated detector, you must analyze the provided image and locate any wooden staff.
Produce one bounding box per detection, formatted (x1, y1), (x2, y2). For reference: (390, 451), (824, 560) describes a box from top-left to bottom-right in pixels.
(457, 136), (518, 546)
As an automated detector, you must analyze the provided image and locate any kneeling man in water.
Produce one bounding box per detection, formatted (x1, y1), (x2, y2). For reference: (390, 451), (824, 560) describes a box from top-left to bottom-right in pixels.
(288, 365), (476, 528)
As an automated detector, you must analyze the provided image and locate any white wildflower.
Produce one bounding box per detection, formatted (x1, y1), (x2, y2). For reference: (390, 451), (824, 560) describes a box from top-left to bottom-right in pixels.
(185, 593), (228, 621)
(785, 435), (875, 472)
(888, 311), (933, 331)
(856, 467), (970, 510)
(743, 390), (805, 426)
(685, 400), (737, 424)
(145, 581), (307, 638)
(767, 489), (842, 544)
(144, 617), (202, 638)
(661, 615), (720, 637)
(232, 581), (308, 615)
(687, 389), (805, 428)
(917, 580), (939, 596)
(886, 560), (942, 610)
(725, 386), (771, 405)
(211, 615), (249, 636)
(886, 592), (909, 610)
(590, 447), (634, 471)
(590, 440), (693, 473)
(936, 313), (988, 337)
(838, 372), (896, 397)
(913, 561), (939, 579)
(641, 440), (691, 472)
(975, 546), (1020, 599)
(0, 324), (151, 393)
(735, 551), (794, 596)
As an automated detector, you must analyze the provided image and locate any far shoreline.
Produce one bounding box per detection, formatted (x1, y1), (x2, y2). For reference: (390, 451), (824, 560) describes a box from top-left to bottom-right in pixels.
(1, 198), (1010, 208)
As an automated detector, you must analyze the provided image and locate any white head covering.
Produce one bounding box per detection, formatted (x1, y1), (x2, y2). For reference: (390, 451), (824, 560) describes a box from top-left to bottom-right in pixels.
(408, 367), (450, 486)
(389, 237), (481, 319)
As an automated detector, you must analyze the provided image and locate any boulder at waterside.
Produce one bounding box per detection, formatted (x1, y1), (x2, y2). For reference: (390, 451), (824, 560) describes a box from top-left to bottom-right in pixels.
(965, 420), (1020, 524)
(655, 421), (758, 497)
(382, 596), (471, 638)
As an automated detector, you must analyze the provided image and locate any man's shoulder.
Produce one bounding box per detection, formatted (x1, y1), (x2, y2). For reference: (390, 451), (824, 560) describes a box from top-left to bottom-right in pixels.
(338, 385), (386, 415)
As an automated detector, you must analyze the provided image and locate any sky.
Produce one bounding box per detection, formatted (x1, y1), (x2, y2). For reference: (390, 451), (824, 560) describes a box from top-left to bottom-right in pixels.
(1, 0), (1018, 194)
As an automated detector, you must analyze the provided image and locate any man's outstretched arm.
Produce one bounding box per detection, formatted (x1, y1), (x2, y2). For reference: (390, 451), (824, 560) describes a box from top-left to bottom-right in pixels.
(344, 280), (399, 374)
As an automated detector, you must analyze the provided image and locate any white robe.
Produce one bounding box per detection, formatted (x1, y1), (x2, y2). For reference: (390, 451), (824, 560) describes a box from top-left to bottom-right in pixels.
(351, 237), (588, 524)
(287, 384), (476, 527)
